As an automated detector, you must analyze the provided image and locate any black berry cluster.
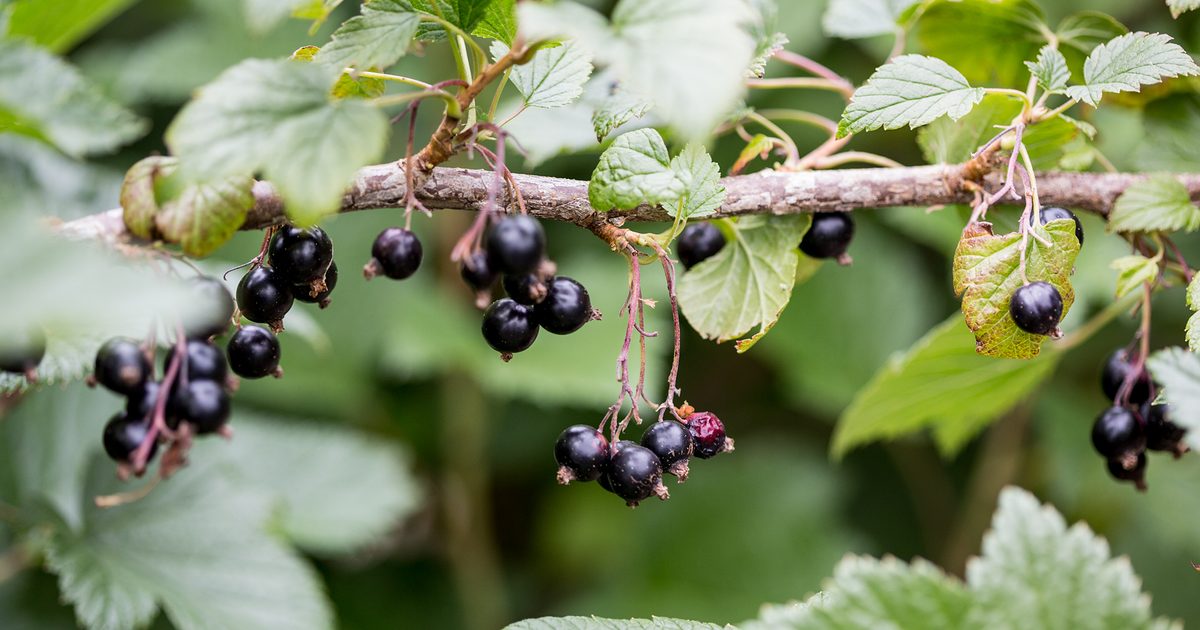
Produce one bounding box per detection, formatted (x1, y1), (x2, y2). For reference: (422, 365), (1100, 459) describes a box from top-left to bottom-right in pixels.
(1090, 348), (1188, 490)
(554, 408), (734, 507)
(238, 226), (338, 328)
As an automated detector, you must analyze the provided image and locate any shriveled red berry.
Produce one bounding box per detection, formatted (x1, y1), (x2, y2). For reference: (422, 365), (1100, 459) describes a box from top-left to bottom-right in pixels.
(687, 411), (729, 459)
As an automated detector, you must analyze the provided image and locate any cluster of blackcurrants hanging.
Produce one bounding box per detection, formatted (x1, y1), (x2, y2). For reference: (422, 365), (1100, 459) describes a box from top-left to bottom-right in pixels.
(555, 407), (733, 506)
(675, 211), (857, 271)
(1008, 207), (1083, 337)
(1092, 349), (1187, 490)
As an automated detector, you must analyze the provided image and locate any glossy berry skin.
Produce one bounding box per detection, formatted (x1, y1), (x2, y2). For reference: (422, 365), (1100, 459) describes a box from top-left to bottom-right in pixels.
(370, 228), (423, 280)
(641, 421), (693, 468)
(269, 226), (334, 284)
(1008, 281), (1063, 335)
(294, 261), (337, 304)
(170, 379), (230, 434)
(536, 277), (592, 335)
(800, 213), (855, 259)
(236, 266), (294, 324)
(125, 380), (165, 421)
(102, 412), (157, 463)
(503, 273), (544, 305)
(1091, 406), (1145, 459)
(460, 252), (497, 291)
(94, 337), (151, 396)
(185, 276), (236, 339)
(598, 440), (637, 494)
(554, 425), (609, 483)
(0, 328), (45, 375)
(166, 340), (227, 383)
(481, 298), (539, 354)
(1101, 349), (1151, 405)
(676, 223), (725, 270)
(486, 215), (545, 275)
(1038, 207), (1084, 245)
(1106, 452), (1147, 489)
(606, 444), (663, 505)
(1142, 403), (1185, 452)
(227, 325), (281, 379)
(688, 412), (727, 459)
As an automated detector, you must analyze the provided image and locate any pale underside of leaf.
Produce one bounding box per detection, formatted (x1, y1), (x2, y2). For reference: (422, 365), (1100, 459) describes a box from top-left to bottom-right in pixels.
(1064, 31), (1200, 106)
(1026, 45), (1070, 93)
(1147, 347), (1200, 449)
(494, 40), (594, 109)
(1168, 0), (1200, 18)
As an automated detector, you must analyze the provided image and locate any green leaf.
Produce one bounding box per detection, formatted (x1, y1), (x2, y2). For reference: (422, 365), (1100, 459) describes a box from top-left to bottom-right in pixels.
(411, 0), (496, 40)
(0, 39), (147, 157)
(952, 220), (1080, 359)
(833, 314), (1060, 457)
(1108, 175), (1200, 233)
(5, 0), (138, 53)
(966, 487), (1156, 629)
(493, 41), (593, 109)
(155, 173), (256, 259)
(473, 0), (515, 42)
(505, 617), (725, 630)
(591, 85), (652, 142)
(908, 0), (1047, 87)
(1064, 32), (1200, 107)
(678, 216), (809, 352)
(837, 55), (985, 138)
(1147, 348), (1200, 448)
(1054, 11), (1128, 77)
(166, 58), (389, 226)
(1167, 0), (1200, 18)
(314, 0), (421, 71)
(1026, 46), (1070, 94)
(747, 32), (787, 78)
(669, 143), (725, 219)
(588, 129), (684, 211)
(822, 0), (918, 39)
(917, 93), (1081, 170)
(1110, 254), (1159, 299)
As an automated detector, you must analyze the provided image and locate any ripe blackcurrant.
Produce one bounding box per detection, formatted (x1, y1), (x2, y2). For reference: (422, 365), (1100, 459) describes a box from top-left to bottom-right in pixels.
(1101, 349), (1151, 405)
(367, 227), (422, 280)
(102, 412), (157, 463)
(1009, 281), (1063, 336)
(536, 277), (593, 335)
(687, 411), (729, 459)
(641, 421), (693, 479)
(460, 251), (497, 291)
(185, 276), (235, 339)
(606, 443), (667, 506)
(294, 261), (337, 306)
(676, 223), (725, 270)
(481, 298), (539, 355)
(0, 328), (45, 376)
(126, 379), (166, 421)
(1142, 403), (1186, 455)
(170, 379), (231, 434)
(1038, 207), (1084, 245)
(166, 339), (227, 383)
(554, 425), (609, 484)
(227, 325), (281, 379)
(799, 213), (855, 260)
(268, 225), (334, 284)
(598, 440), (637, 494)
(503, 273), (546, 305)
(1106, 451), (1147, 491)
(236, 266), (294, 324)
(1091, 406), (1145, 459)
(94, 337), (151, 396)
(486, 215), (545, 275)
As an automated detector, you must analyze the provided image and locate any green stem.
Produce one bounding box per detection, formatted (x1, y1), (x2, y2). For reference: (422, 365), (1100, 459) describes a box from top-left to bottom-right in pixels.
(373, 91), (461, 118)
(487, 67), (512, 122)
(419, 15), (488, 60)
(350, 70), (432, 89)
(984, 87), (1033, 108)
(746, 77), (850, 94)
(746, 111), (800, 164)
(1039, 99), (1078, 121)
(755, 109), (838, 134)
(816, 151), (903, 169)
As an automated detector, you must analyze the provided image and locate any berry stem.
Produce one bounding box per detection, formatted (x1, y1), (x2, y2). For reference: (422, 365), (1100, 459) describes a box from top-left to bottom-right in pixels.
(648, 241), (683, 421)
(131, 322), (186, 473)
(1117, 283), (1154, 408)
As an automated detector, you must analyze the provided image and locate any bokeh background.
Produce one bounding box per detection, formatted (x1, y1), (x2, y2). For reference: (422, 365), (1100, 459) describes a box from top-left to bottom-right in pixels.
(4, 0), (1200, 627)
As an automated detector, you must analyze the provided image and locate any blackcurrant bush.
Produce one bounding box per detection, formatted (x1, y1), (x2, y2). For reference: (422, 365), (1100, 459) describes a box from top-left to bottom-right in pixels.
(367, 227), (422, 280)
(503, 273), (546, 305)
(269, 225), (334, 284)
(236, 266), (294, 324)
(1142, 403), (1186, 454)
(1101, 349), (1151, 405)
(799, 213), (855, 260)
(1091, 406), (1145, 459)
(554, 425), (609, 484)
(227, 325), (281, 379)
(166, 339), (227, 383)
(1037, 207), (1084, 245)
(641, 421), (693, 479)
(126, 379), (165, 421)
(606, 443), (667, 506)
(1008, 281), (1063, 336)
(102, 412), (156, 463)
(687, 411), (729, 459)
(536, 277), (593, 335)
(486, 215), (545, 275)
(294, 261), (337, 306)
(94, 337), (151, 396)
(170, 379), (231, 434)
(676, 223), (725, 270)
(184, 276), (235, 339)
(460, 251), (497, 291)
(481, 298), (539, 355)
(0, 328), (45, 376)
(1106, 451), (1147, 491)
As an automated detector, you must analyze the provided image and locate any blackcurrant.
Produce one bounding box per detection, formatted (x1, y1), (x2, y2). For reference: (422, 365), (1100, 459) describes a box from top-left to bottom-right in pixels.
(166, 339), (227, 383)
(460, 251), (497, 291)
(1142, 403), (1186, 454)
(536, 277), (593, 335)
(102, 412), (157, 463)
(169, 379), (231, 434)
(294, 261), (337, 306)
(606, 443), (666, 506)
(503, 273), (546, 305)
(1038, 207), (1084, 245)
(367, 227), (422, 280)
(126, 379), (166, 421)
(687, 411), (729, 459)
(227, 325), (281, 379)
(268, 225), (334, 284)
(554, 425), (609, 484)
(1101, 349), (1151, 405)
(486, 215), (545, 275)
(481, 298), (539, 355)
(184, 276), (235, 339)
(598, 440), (637, 494)
(236, 266), (294, 324)
(799, 213), (855, 259)
(0, 328), (45, 376)
(1091, 406), (1145, 459)
(94, 337), (151, 396)
(1106, 451), (1147, 491)
(641, 421), (693, 479)
(676, 223), (726, 270)
(1008, 281), (1063, 336)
